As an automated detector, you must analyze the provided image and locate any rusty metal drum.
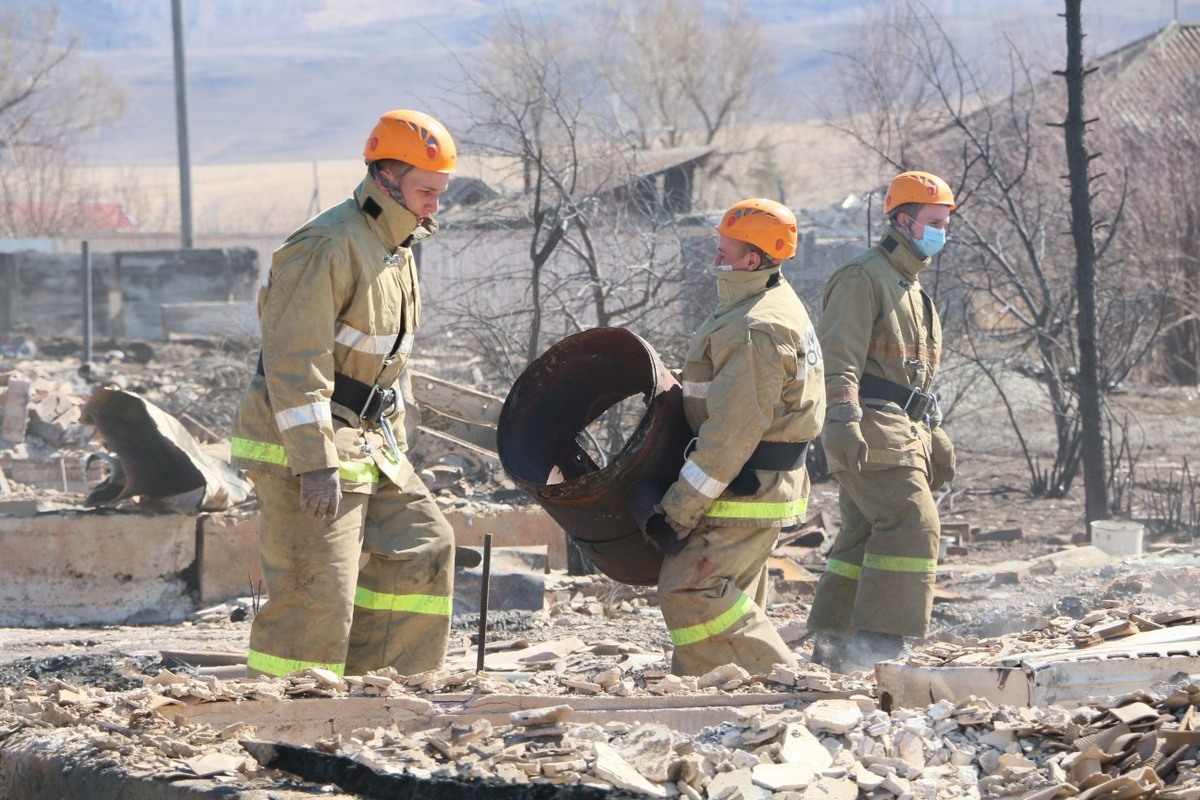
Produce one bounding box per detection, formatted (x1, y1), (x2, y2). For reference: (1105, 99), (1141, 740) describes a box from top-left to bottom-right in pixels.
(497, 327), (693, 585)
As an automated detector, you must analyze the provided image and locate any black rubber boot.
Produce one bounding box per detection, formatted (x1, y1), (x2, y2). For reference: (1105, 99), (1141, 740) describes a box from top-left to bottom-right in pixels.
(843, 630), (906, 672)
(809, 633), (849, 673)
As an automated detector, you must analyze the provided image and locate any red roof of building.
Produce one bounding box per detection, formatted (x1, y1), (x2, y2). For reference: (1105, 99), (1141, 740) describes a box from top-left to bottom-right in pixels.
(2, 201), (138, 235)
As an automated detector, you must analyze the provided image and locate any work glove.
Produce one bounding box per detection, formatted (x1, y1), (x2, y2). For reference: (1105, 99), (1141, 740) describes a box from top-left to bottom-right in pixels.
(821, 420), (868, 472)
(653, 504), (693, 542)
(929, 426), (956, 491)
(299, 467), (342, 520)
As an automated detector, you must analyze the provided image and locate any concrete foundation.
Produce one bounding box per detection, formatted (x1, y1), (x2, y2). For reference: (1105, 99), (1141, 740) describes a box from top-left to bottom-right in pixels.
(0, 505), (566, 626)
(0, 510), (196, 626)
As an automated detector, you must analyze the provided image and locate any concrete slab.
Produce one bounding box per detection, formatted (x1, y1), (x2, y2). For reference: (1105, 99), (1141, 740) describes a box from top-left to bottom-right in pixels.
(454, 565), (546, 614)
(447, 507), (567, 571)
(878, 625), (1200, 709)
(197, 513), (264, 604)
(0, 510), (196, 626)
(0, 504), (567, 626)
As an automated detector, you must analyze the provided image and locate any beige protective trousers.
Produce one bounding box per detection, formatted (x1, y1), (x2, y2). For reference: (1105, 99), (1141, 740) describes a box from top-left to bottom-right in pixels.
(807, 465), (940, 639)
(658, 524), (798, 676)
(246, 463), (454, 678)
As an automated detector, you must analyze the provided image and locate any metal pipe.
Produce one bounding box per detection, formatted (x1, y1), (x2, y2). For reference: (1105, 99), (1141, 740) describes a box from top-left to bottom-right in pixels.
(171, 0), (194, 249)
(476, 532), (492, 674)
(81, 241), (93, 364)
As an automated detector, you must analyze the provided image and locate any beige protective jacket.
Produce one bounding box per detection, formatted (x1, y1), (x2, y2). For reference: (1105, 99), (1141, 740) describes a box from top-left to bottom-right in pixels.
(231, 176), (434, 491)
(818, 229), (942, 472)
(660, 266), (826, 530)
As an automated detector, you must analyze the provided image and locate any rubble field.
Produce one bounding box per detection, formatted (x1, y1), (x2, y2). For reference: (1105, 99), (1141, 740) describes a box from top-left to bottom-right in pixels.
(3, 339), (1200, 798)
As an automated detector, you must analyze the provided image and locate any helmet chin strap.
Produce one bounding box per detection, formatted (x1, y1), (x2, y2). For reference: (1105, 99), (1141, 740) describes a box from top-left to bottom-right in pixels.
(369, 162), (417, 219)
(891, 214), (917, 244)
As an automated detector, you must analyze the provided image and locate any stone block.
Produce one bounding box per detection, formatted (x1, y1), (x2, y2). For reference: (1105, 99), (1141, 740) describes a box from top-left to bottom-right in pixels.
(198, 512), (263, 604)
(454, 564), (546, 614)
(446, 507), (567, 571)
(0, 510), (196, 626)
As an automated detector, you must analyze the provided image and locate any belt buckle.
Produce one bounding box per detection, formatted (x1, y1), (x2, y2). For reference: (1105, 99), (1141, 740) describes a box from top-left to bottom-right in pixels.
(379, 388), (397, 419)
(360, 384), (398, 424)
(359, 384), (383, 422)
(904, 388), (932, 421)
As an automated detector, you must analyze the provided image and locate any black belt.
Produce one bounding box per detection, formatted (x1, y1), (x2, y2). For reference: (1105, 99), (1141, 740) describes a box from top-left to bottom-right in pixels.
(255, 353), (395, 423)
(686, 439), (810, 496)
(859, 372), (936, 421)
(329, 373), (396, 423)
(743, 440), (810, 471)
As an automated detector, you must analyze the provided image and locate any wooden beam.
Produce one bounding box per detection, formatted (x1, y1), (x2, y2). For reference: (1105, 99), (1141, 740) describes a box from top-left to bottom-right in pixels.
(1, 376), (30, 444)
(171, 690), (840, 742)
(409, 370), (503, 427)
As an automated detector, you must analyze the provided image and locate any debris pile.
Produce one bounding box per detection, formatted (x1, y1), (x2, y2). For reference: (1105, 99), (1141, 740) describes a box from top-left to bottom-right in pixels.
(5, 648), (1200, 799)
(912, 586), (1200, 668)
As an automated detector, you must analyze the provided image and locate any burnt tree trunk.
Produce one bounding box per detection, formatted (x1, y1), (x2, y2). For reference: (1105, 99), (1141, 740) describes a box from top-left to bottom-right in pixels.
(1057, 0), (1109, 527)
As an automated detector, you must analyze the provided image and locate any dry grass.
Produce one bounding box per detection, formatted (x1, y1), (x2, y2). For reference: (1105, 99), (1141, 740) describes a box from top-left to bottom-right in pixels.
(82, 121), (882, 238)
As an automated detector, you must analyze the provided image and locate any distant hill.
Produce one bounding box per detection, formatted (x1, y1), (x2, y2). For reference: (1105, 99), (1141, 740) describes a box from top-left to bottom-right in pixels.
(9, 0), (1194, 166)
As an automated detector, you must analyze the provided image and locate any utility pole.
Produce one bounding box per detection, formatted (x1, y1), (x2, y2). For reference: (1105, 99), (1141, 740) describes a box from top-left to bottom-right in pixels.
(171, 0), (194, 248)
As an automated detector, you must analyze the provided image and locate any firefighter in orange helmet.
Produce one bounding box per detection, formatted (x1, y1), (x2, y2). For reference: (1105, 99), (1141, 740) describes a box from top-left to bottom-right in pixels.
(807, 170), (957, 673)
(654, 198), (825, 676)
(232, 110), (458, 678)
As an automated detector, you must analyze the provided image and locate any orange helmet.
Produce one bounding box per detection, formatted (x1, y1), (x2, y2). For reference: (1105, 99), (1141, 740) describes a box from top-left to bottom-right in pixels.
(363, 109), (457, 173)
(715, 198), (798, 261)
(883, 171), (956, 213)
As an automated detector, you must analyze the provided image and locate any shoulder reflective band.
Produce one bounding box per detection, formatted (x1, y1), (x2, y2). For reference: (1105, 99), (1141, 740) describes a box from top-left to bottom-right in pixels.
(862, 553), (938, 574)
(354, 586), (452, 617)
(825, 558), (862, 580)
(246, 648), (345, 678)
(707, 497), (808, 519)
(669, 592), (753, 648)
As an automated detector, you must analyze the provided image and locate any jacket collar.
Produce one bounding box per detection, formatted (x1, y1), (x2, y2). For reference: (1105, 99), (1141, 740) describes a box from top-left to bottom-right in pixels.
(354, 176), (439, 250)
(880, 228), (930, 281)
(715, 263), (782, 312)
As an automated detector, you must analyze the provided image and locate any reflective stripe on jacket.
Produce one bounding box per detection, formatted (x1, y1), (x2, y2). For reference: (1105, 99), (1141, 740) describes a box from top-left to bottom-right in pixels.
(232, 176), (434, 487)
(818, 229), (942, 471)
(661, 266), (825, 529)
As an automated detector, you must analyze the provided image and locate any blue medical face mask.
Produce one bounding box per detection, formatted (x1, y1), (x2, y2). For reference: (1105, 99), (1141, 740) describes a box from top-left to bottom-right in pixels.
(911, 223), (946, 258)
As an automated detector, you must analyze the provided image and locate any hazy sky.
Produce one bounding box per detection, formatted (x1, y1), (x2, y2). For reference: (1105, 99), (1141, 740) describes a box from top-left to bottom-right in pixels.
(22, 0), (1200, 165)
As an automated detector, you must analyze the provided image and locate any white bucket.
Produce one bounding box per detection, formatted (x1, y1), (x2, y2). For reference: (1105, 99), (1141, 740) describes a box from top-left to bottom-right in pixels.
(937, 536), (953, 562)
(1090, 519), (1144, 556)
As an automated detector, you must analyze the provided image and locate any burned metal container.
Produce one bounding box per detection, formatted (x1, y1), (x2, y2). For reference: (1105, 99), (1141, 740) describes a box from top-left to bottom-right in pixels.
(497, 327), (694, 585)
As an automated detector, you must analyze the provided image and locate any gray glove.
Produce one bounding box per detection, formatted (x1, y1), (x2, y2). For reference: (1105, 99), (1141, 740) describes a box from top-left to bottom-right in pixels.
(299, 467), (342, 520)
(929, 427), (956, 491)
(653, 504), (693, 541)
(821, 420), (868, 472)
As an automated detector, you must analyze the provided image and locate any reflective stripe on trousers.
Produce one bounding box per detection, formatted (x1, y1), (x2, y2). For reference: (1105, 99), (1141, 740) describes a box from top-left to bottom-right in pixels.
(806, 464), (940, 639)
(246, 649), (346, 678)
(354, 587), (452, 616)
(669, 592), (753, 647)
(246, 466), (455, 679)
(658, 523), (798, 676)
(824, 553), (936, 581)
